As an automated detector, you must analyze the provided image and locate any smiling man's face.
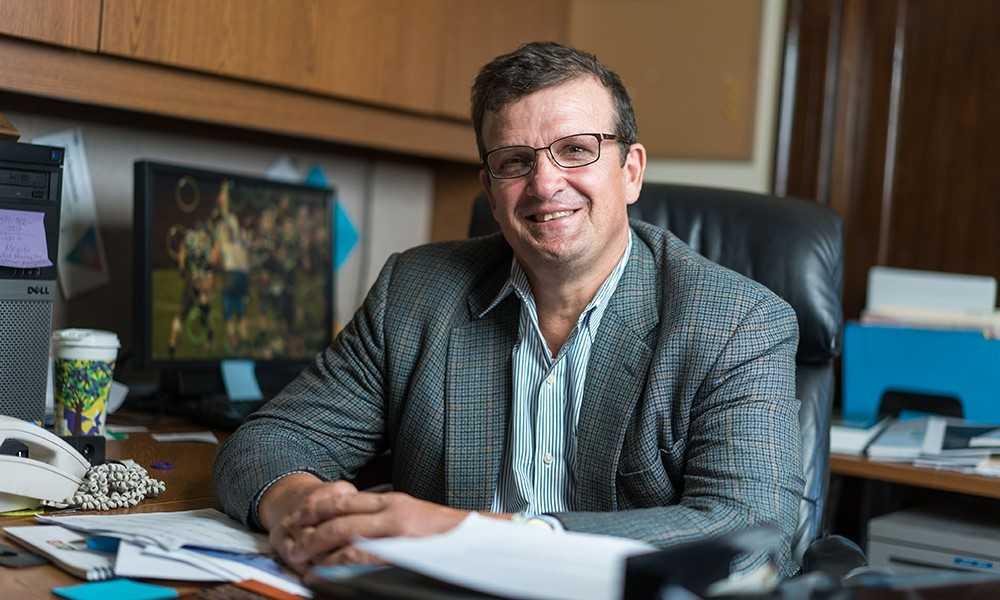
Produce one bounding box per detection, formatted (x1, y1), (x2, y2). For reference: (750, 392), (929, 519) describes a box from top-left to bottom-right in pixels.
(480, 76), (644, 280)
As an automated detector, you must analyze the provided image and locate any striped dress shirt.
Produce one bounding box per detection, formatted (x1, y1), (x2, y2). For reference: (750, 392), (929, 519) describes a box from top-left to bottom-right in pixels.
(481, 231), (633, 517)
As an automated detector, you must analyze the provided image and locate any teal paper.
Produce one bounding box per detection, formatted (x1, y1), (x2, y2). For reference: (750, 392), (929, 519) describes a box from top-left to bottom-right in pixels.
(305, 164), (357, 270)
(220, 359), (263, 402)
(53, 579), (178, 600)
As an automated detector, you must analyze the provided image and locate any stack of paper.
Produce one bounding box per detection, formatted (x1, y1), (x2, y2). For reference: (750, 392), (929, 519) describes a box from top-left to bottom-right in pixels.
(831, 416), (891, 455)
(867, 417), (1000, 473)
(351, 513), (654, 600)
(862, 267), (1000, 337)
(5, 509), (310, 596)
(867, 418), (930, 461)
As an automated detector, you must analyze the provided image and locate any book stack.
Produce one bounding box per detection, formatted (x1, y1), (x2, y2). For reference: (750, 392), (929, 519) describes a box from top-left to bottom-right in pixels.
(864, 416), (1000, 471)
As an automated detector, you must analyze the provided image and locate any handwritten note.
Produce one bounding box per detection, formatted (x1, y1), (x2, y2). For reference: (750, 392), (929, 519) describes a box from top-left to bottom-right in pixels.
(0, 209), (53, 268)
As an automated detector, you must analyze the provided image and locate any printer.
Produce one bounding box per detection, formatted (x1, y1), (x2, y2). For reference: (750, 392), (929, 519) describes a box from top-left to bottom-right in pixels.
(869, 509), (1000, 575)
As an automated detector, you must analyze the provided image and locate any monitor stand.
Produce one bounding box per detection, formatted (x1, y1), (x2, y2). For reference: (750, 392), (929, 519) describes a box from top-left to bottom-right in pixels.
(158, 364), (304, 430)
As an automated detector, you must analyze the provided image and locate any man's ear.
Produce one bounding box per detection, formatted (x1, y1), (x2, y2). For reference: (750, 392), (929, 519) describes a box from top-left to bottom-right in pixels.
(622, 143), (647, 206)
(479, 168), (497, 211)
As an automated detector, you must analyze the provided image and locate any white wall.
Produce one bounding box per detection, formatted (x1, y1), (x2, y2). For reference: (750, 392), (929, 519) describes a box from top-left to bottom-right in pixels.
(643, 0), (785, 192)
(6, 111), (433, 354)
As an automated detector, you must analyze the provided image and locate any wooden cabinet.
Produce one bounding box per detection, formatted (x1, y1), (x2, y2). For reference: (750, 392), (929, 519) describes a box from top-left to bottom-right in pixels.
(99, 0), (568, 121)
(437, 1), (569, 119)
(0, 0), (101, 51)
(99, 0), (448, 115)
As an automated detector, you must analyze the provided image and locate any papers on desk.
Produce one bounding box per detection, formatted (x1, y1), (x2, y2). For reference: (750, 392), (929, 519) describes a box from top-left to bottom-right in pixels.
(865, 417), (1000, 475)
(37, 508), (267, 553)
(353, 513), (654, 600)
(12, 509), (311, 596)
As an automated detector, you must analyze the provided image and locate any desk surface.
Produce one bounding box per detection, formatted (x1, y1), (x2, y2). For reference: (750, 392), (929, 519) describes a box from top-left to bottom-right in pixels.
(831, 453), (1000, 499)
(0, 413), (225, 598)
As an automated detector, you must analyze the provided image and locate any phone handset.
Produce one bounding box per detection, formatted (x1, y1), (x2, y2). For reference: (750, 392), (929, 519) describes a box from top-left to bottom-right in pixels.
(0, 415), (90, 511)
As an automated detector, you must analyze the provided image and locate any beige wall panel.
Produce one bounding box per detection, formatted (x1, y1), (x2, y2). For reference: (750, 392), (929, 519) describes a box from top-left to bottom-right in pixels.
(0, 0), (100, 51)
(569, 0), (762, 159)
(100, 0), (446, 114)
(438, 0), (569, 120)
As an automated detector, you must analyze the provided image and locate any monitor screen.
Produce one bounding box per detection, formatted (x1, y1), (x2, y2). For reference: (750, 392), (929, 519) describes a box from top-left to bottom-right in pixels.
(134, 161), (334, 368)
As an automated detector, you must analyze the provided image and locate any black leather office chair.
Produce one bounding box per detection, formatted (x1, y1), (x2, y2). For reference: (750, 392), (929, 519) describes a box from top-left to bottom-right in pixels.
(469, 183), (861, 572)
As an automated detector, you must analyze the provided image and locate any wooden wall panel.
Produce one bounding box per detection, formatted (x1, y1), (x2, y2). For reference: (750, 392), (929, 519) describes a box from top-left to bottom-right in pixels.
(437, 1), (569, 120)
(776, 0), (1000, 321)
(773, 0), (838, 201)
(568, 0), (762, 160)
(100, 0), (447, 114)
(829, 0), (899, 321)
(886, 1), (1000, 277)
(0, 0), (101, 51)
(430, 162), (483, 242)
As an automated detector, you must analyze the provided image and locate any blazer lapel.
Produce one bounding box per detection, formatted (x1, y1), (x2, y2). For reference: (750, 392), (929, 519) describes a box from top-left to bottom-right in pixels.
(444, 267), (518, 510)
(574, 237), (661, 511)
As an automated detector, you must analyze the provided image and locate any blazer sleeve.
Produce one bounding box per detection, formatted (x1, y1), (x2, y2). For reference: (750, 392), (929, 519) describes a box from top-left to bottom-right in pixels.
(213, 254), (397, 528)
(552, 292), (804, 575)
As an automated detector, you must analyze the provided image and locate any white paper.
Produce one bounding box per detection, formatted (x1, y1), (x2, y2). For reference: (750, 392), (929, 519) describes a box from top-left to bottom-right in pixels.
(106, 424), (148, 433)
(37, 508), (267, 553)
(867, 266), (996, 314)
(355, 513), (653, 600)
(3, 525), (115, 580)
(266, 155), (303, 182)
(32, 128), (110, 298)
(151, 431), (218, 444)
(116, 542), (312, 596)
(0, 208), (53, 268)
(115, 540), (222, 581)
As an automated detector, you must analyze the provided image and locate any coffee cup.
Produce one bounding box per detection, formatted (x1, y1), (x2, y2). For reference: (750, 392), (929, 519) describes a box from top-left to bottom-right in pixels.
(51, 329), (120, 436)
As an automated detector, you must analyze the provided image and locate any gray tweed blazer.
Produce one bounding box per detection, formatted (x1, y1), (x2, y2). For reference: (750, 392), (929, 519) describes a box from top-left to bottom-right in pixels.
(214, 220), (804, 573)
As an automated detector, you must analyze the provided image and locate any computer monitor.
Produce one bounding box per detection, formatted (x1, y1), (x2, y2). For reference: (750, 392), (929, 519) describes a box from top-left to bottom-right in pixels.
(133, 161), (334, 398)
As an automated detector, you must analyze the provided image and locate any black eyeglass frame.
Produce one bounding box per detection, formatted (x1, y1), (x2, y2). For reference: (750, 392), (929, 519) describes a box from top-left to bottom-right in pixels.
(483, 132), (621, 179)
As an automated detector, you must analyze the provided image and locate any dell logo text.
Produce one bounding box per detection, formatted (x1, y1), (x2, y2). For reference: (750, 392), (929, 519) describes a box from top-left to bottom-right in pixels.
(27, 286), (49, 295)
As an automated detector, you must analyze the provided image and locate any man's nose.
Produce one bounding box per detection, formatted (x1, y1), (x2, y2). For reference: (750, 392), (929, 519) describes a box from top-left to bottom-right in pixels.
(526, 149), (563, 197)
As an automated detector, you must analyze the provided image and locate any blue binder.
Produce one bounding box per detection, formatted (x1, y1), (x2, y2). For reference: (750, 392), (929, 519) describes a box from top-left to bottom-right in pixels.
(842, 322), (1000, 422)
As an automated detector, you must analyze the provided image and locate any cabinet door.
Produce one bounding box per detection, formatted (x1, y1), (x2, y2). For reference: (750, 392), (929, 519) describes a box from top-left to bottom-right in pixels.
(437, 1), (569, 120)
(99, 0), (447, 114)
(0, 0), (100, 51)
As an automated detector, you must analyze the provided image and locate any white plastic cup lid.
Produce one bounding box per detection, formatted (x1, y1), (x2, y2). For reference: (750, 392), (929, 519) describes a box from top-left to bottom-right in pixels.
(51, 328), (121, 349)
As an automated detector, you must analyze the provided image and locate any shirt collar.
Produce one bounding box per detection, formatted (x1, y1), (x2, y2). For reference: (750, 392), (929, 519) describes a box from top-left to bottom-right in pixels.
(477, 229), (634, 327)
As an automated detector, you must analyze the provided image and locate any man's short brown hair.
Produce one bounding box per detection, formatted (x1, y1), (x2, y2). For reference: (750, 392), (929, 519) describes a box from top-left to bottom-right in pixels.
(471, 42), (638, 163)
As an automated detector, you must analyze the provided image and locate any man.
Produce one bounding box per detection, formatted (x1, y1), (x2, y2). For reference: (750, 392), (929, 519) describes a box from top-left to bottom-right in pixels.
(215, 42), (803, 576)
(211, 180), (252, 353)
(167, 220), (216, 358)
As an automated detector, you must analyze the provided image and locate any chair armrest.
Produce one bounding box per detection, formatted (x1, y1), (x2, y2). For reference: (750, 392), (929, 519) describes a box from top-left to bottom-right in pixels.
(801, 535), (867, 580)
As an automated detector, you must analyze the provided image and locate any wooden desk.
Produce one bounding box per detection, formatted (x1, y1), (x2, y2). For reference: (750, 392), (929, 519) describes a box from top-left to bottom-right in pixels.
(0, 414), (226, 598)
(831, 454), (1000, 499)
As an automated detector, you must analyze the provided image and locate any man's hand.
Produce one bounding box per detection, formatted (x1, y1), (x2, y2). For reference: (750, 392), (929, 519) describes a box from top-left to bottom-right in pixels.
(259, 474), (358, 570)
(283, 491), (468, 571)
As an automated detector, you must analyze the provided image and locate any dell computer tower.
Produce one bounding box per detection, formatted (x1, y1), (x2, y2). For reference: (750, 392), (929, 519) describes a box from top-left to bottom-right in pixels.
(0, 140), (63, 422)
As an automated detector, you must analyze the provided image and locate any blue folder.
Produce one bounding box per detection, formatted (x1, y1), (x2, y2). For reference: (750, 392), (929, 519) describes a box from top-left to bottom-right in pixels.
(843, 322), (1000, 422)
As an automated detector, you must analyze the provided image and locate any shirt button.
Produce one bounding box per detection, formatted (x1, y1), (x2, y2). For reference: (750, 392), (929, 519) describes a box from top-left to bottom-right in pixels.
(546, 374), (555, 385)
(542, 452), (554, 465)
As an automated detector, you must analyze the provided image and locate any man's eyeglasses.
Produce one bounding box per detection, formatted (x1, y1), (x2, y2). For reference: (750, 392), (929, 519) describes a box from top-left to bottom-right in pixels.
(484, 133), (619, 179)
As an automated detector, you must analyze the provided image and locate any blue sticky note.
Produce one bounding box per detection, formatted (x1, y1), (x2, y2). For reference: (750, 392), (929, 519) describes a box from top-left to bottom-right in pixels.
(220, 359), (263, 402)
(85, 536), (120, 553)
(53, 579), (178, 600)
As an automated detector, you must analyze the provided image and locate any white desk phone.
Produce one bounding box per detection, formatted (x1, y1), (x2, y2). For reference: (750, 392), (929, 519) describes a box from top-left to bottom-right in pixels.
(0, 415), (90, 512)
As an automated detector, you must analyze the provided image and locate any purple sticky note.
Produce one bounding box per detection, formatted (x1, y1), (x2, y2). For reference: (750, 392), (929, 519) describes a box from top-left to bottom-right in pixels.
(0, 209), (53, 268)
